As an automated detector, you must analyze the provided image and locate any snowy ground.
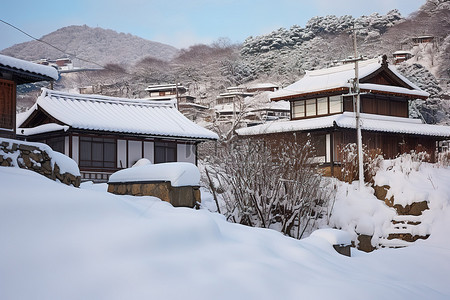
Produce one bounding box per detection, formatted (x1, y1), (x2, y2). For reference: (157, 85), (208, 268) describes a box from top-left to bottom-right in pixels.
(1, 166), (450, 299)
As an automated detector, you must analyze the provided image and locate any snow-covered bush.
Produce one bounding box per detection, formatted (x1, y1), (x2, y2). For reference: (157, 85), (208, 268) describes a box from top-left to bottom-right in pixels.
(205, 136), (334, 239)
(338, 143), (383, 184)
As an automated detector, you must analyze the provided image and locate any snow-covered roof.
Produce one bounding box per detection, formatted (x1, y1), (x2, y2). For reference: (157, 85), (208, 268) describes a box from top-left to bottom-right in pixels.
(145, 84), (187, 92)
(253, 100), (290, 111)
(0, 54), (59, 81)
(108, 162), (200, 187)
(18, 123), (69, 136)
(18, 89), (218, 140)
(236, 112), (450, 138)
(247, 83), (279, 89)
(271, 58), (428, 100)
(393, 50), (412, 55)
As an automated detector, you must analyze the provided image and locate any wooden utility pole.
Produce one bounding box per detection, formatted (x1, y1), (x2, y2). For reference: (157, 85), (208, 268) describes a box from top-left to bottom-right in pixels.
(345, 25), (364, 189)
(352, 25), (364, 189)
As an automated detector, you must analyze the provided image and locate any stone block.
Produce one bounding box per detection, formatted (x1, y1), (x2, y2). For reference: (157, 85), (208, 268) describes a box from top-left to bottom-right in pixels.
(394, 201), (429, 216)
(29, 151), (43, 162)
(17, 144), (36, 152)
(357, 234), (375, 252)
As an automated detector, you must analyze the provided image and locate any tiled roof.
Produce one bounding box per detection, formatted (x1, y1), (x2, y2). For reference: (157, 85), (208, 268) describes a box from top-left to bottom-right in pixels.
(18, 89), (218, 140)
(236, 112), (450, 138)
(271, 58), (429, 100)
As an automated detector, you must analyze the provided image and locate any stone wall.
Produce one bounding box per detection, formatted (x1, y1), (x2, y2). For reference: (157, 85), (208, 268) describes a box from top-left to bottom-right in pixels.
(0, 139), (81, 187)
(108, 181), (201, 208)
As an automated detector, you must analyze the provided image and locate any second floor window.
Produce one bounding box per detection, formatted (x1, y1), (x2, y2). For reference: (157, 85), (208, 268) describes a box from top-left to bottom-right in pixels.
(292, 95), (343, 119)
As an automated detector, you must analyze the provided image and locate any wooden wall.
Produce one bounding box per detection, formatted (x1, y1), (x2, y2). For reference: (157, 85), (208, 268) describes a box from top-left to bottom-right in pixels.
(0, 79), (16, 138)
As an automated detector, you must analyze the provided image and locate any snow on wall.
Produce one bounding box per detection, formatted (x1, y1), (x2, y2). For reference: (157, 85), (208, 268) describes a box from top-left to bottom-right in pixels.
(108, 162), (200, 187)
(0, 137), (80, 187)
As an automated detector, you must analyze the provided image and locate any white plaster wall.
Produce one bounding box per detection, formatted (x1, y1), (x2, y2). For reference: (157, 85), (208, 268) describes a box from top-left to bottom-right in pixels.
(128, 140), (142, 167)
(72, 136), (79, 164)
(64, 136), (70, 156)
(326, 134), (331, 163)
(177, 143), (196, 164)
(117, 139), (127, 168)
(143, 141), (154, 163)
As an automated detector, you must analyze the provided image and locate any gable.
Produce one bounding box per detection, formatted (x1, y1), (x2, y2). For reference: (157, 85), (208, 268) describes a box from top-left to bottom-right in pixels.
(360, 67), (412, 89)
(20, 106), (65, 128)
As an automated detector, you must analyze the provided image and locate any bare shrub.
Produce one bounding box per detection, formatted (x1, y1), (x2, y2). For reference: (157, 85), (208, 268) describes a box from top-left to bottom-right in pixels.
(338, 143), (383, 184)
(437, 150), (450, 167)
(204, 135), (334, 239)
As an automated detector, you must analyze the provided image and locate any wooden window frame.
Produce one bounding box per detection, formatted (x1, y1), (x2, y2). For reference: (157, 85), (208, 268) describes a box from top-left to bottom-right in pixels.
(154, 140), (177, 164)
(79, 136), (117, 169)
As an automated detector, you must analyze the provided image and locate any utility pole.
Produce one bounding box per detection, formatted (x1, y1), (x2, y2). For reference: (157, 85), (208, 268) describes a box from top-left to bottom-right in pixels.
(352, 25), (364, 189)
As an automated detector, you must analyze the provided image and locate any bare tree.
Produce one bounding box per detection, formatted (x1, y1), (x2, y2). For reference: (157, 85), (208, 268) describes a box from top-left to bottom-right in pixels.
(204, 135), (334, 239)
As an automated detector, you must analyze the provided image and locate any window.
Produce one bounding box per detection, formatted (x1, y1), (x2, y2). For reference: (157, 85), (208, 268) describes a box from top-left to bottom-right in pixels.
(155, 141), (176, 164)
(79, 137), (116, 168)
(317, 97), (328, 115)
(46, 136), (65, 154)
(315, 135), (326, 157)
(329, 96), (343, 114)
(293, 101), (305, 118)
(305, 99), (316, 117)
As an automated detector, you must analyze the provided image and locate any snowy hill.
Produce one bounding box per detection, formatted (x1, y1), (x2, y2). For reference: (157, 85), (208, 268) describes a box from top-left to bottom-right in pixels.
(1, 165), (450, 299)
(0, 25), (179, 67)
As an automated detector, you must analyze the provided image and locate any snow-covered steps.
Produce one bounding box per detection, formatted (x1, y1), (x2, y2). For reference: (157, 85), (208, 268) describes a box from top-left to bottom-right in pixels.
(380, 214), (430, 248)
(378, 238), (414, 249)
(392, 215), (422, 225)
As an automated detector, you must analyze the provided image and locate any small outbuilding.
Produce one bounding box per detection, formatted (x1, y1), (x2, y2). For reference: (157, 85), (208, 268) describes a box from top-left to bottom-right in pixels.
(108, 161), (201, 208)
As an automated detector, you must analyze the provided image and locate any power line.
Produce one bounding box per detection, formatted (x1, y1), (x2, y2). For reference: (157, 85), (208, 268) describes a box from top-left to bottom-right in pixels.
(0, 19), (130, 74)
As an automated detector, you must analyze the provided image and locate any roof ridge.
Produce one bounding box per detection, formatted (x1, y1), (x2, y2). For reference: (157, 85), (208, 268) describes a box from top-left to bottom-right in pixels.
(41, 88), (176, 107)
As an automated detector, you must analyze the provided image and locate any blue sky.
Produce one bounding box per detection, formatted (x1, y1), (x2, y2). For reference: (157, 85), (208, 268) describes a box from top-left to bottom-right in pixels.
(1, 0), (425, 50)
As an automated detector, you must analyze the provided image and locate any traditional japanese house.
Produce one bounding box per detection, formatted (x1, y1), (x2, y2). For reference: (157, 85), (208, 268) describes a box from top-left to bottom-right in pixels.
(145, 83), (188, 100)
(144, 83), (208, 121)
(393, 51), (413, 65)
(0, 54), (58, 138)
(18, 89), (218, 182)
(236, 56), (450, 174)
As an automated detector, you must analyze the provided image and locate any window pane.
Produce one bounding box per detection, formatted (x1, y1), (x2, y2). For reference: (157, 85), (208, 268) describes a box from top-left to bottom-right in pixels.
(317, 97), (328, 115)
(293, 101), (305, 118)
(80, 140), (91, 161)
(104, 142), (116, 163)
(330, 96), (343, 114)
(166, 148), (176, 162)
(305, 99), (316, 117)
(315, 135), (326, 156)
(92, 142), (103, 161)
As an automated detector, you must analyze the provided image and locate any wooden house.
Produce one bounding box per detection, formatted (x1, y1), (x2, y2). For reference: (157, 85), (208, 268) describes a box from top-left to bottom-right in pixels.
(236, 56), (450, 174)
(145, 83), (208, 121)
(17, 89), (218, 182)
(412, 36), (434, 45)
(393, 51), (413, 65)
(0, 54), (58, 138)
(145, 83), (188, 99)
(247, 83), (279, 93)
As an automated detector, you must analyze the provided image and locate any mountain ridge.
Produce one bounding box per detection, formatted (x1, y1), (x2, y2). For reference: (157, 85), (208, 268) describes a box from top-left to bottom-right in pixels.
(0, 25), (179, 67)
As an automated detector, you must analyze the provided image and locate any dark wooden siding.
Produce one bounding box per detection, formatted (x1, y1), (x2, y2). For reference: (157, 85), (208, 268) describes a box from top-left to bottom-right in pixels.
(0, 79), (16, 137)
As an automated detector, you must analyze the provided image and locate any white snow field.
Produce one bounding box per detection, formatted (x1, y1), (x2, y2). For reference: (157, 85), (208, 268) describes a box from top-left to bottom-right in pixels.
(1, 166), (450, 300)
